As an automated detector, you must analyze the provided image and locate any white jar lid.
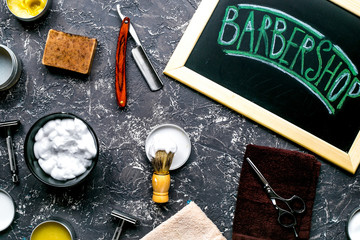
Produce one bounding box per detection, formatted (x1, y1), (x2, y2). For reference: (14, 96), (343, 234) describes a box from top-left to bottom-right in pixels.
(0, 189), (15, 231)
(145, 124), (191, 170)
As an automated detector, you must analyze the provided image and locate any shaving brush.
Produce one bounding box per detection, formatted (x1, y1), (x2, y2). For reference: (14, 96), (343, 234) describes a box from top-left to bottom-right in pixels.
(151, 150), (175, 203)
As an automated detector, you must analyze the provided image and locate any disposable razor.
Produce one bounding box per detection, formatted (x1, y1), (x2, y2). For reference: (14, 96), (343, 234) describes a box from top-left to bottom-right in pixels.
(111, 209), (138, 240)
(0, 120), (20, 183)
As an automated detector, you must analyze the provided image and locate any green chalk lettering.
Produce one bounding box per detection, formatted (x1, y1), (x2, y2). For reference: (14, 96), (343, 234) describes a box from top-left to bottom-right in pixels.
(279, 27), (305, 66)
(315, 55), (343, 90)
(289, 34), (315, 75)
(270, 17), (287, 59)
(217, 4), (360, 114)
(254, 15), (272, 56)
(337, 77), (360, 109)
(237, 11), (255, 52)
(218, 6), (240, 46)
(327, 69), (351, 102)
(305, 40), (332, 82)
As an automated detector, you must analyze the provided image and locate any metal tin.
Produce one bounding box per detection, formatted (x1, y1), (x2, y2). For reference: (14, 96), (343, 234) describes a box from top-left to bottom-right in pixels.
(6, 0), (52, 22)
(0, 44), (21, 91)
(31, 217), (76, 240)
(0, 189), (16, 231)
(346, 206), (360, 240)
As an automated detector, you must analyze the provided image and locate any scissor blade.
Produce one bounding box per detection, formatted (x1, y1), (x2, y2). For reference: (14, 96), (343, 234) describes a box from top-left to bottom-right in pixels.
(246, 157), (270, 187)
(116, 4), (141, 46)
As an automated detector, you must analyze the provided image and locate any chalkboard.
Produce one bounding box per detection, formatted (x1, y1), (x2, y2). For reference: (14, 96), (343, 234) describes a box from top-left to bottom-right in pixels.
(164, 0), (360, 173)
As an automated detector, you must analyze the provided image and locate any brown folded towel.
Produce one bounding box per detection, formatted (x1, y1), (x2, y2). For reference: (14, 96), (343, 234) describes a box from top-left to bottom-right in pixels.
(141, 202), (226, 240)
(232, 145), (321, 240)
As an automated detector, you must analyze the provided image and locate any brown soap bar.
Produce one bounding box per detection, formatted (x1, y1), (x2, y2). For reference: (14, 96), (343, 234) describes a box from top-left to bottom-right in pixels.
(42, 29), (97, 74)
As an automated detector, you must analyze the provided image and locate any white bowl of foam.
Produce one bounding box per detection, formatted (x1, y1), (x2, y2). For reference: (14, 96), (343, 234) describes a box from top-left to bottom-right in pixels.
(24, 112), (99, 187)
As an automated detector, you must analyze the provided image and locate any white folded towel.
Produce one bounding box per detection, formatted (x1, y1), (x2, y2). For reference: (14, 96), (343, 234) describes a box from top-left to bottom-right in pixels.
(141, 202), (226, 240)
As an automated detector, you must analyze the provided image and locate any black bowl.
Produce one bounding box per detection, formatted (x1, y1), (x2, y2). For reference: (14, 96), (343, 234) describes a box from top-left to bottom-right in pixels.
(24, 112), (99, 187)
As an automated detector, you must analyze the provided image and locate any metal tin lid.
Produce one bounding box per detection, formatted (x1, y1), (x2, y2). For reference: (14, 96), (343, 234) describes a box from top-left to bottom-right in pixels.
(0, 189), (16, 231)
(347, 206), (360, 240)
(30, 217), (76, 240)
(346, 207), (360, 240)
(0, 44), (21, 91)
(145, 124), (191, 170)
(6, 0), (52, 22)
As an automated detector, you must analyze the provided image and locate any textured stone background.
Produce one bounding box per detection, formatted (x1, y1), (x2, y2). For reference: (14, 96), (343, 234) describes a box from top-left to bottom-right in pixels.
(1, 0), (360, 239)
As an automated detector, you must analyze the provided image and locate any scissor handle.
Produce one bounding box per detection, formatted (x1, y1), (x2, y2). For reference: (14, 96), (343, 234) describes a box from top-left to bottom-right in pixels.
(271, 193), (305, 226)
(266, 186), (306, 214)
(275, 195), (306, 227)
(283, 195), (306, 214)
(277, 208), (297, 228)
(277, 208), (301, 238)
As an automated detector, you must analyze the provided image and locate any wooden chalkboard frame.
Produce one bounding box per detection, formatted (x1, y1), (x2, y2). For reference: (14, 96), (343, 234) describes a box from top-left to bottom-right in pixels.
(163, 0), (360, 173)
(329, 0), (360, 17)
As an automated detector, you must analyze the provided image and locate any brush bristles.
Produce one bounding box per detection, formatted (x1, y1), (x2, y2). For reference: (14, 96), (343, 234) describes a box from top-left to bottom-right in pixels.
(151, 150), (175, 174)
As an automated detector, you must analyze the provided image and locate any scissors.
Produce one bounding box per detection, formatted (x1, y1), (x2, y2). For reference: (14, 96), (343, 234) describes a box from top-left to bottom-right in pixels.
(246, 157), (306, 238)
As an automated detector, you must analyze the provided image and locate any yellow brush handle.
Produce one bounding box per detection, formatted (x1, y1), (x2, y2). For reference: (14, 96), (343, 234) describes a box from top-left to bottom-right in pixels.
(152, 173), (170, 203)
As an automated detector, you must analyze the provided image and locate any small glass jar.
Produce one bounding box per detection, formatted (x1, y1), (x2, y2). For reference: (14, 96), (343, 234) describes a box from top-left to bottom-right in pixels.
(0, 44), (21, 91)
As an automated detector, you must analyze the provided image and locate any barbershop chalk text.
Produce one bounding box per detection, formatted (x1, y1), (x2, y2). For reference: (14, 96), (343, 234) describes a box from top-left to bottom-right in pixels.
(217, 4), (360, 114)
